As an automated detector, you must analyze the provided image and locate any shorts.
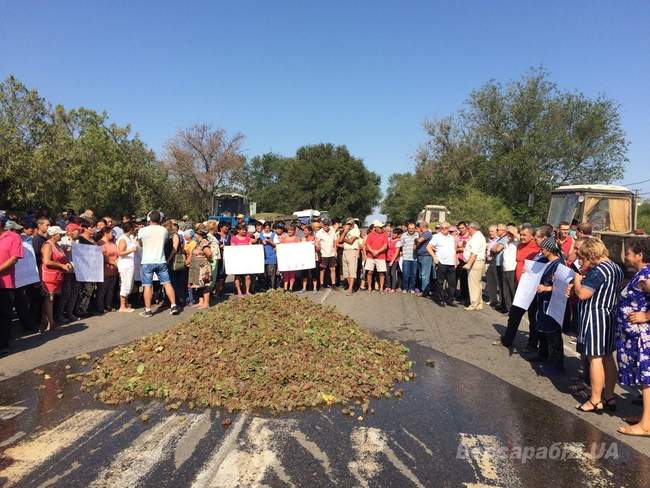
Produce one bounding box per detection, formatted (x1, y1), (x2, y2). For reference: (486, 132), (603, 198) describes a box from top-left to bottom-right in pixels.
(320, 256), (337, 269)
(342, 250), (359, 278)
(364, 258), (387, 272)
(141, 262), (171, 286)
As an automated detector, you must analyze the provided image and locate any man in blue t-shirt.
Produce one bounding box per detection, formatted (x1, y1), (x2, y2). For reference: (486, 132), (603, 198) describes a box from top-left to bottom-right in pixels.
(260, 222), (279, 290)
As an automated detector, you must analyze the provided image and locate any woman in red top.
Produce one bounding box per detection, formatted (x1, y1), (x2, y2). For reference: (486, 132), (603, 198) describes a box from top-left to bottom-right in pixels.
(231, 224), (253, 297)
(40, 226), (72, 331)
(299, 226), (318, 293)
(95, 226), (119, 313)
(280, 224), (301, 291)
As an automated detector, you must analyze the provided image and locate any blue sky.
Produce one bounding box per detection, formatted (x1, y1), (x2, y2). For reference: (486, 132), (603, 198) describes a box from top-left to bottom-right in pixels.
(2, 0), (649, 204)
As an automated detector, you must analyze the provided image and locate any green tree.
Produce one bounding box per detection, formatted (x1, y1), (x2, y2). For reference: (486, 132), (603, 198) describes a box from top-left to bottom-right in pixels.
(637, 200), (650, 233)
(243, 144), (381, 221)
(381, 173), (428, 223)
(0, 75), (176, 217)
(386, 69), (629, 223)
(446, 188), (514, 226)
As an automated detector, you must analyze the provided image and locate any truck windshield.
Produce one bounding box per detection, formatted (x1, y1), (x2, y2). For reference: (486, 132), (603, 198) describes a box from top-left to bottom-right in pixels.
(215, 197), (244, 217)
(548, 194), (579, 227)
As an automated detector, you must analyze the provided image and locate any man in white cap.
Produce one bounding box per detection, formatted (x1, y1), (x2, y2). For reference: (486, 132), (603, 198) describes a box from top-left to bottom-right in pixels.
(364, 220), (389, 292)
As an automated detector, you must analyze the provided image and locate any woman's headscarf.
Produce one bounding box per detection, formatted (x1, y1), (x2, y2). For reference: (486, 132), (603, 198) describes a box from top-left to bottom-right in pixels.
(540, 237), (562, 256)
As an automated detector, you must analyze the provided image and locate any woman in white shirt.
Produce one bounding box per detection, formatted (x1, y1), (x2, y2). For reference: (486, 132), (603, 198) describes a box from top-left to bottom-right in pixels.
(116, 221), (139, 312)
(501, 225), (519, 313)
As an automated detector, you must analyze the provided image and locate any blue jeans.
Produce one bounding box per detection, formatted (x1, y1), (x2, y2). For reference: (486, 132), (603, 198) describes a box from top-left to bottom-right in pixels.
(141, 262), (171, 286)
(417, 255), (434, 294)
(402, 260), (417, 291)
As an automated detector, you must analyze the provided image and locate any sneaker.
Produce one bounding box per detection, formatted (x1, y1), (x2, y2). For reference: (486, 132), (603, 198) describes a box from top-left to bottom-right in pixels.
(170, 304), (180, 315)
(297, 289), (306, 294)
(0, 347), (10, 357)
(140, 309), (153, 318)
(312, 289), (318, 294)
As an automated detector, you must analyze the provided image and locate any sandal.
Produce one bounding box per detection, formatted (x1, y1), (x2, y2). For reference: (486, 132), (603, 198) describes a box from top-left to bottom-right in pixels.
(575, 399), (604, 414)
(617, 424), (650, 437)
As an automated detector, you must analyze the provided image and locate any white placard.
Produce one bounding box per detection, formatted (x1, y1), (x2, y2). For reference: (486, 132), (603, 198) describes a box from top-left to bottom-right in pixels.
(276, 242), (317, 272)
(72, 243), (104, 282)
(512, 260), (548, 310)
(547, 263), (574, 326)
(15, 242), (40, 288)
(223, 245), (264, 275)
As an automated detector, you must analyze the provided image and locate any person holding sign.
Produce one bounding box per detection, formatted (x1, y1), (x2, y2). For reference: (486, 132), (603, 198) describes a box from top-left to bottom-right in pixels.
(279, 224), (301, 292)
(299, 226), (318, 293)
(40, 226), (72, 332)
(231, 224), (253, 297)
(534, 238), (566, 375)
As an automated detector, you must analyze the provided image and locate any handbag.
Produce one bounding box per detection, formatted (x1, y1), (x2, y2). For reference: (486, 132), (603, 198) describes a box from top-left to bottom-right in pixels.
(172, 252), (186, 271)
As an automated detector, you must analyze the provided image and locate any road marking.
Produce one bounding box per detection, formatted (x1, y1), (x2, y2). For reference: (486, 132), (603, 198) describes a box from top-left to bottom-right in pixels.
(0, 409), (115, 487)
(0, 431), (25, 448)
(0, 406), (27, 421)
(190, 414), (249, 488)
(348, 427), (384, 488)
(39, 461), (81, 488)
(458, 433), (521, 487)
(174, 409), (214, 469)
(319, 288), (332, 305)
(559, 443), (615, 488)
(382, 438), (425, 488)
(402, 427), (434, 457)
(90, 413), (201, 488)
(289, 430), (335, 482)
(192, 417), (296, 488)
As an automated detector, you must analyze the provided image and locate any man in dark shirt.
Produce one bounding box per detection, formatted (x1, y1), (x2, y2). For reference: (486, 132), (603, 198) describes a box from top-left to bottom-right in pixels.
(31, 217), (50, 270)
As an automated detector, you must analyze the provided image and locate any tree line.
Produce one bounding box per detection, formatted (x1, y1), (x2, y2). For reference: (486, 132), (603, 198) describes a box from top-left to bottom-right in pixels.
(2, 69), (631, 224)
(0, 75), (381, 221)
(382, 68), (629, 224)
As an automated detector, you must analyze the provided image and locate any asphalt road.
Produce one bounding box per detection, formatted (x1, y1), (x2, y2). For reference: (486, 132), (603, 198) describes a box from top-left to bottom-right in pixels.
(1, 288), (649, 487)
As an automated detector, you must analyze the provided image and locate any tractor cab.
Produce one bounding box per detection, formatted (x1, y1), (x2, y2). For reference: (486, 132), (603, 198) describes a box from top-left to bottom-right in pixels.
(547, 185), (641, 270)
(547, 185), (635, 234)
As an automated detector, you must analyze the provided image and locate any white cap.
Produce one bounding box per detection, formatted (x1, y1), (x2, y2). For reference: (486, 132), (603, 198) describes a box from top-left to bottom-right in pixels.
(47, 226), (66, 236)
(372, 220), (385, 228)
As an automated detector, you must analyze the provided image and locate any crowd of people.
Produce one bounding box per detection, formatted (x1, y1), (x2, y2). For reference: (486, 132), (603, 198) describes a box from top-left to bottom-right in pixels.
(0, 207), (648, 437)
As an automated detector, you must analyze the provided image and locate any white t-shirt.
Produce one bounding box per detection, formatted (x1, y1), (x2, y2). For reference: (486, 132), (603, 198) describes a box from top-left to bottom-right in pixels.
(137, 225), (168, 264)
(342, 226), (361, 251)
(430, 233), (457, 265)
(463, 231), (487, 262)
(315, 228), (337, 258)
(503, 241), (518, 272)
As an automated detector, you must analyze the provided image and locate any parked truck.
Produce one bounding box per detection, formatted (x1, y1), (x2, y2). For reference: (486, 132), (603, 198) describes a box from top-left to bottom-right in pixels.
(546, 184), (646, 269)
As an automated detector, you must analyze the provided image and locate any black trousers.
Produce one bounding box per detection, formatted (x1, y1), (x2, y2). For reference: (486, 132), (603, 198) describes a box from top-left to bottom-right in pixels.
(486, 263), (499, 305)
(457, 263), (469, 301)
(14, 285), (37, 331)
(501, 270), (516, 312)
(264, 264), (277, 290)
(545, 330), (564, 367)
(0, 289), (15, 349)
(436, 264), (457, 303)
(501, 302), (547, 356)
(95, 276), (117, 312)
